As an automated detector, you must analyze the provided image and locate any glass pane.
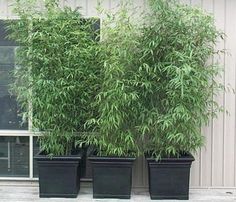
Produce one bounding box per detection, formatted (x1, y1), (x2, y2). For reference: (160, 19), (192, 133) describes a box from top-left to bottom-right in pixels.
(0, 20), (18, 46)
(0, 70), (11, 86)
(0, 46), (28, 130)
(0, 47), (15, 64)
(33, 136), (40, 177)
(0, 136), (29, 177)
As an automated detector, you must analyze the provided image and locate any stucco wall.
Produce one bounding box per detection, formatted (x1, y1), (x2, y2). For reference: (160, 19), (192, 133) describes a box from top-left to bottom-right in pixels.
(0, 0), (235, 188)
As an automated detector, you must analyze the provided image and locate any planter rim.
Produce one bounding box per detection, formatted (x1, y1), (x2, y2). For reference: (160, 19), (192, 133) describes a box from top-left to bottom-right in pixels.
(34, 151), (82, 161)
(88, 155), (136, 162)
(146, 153), (195, 162)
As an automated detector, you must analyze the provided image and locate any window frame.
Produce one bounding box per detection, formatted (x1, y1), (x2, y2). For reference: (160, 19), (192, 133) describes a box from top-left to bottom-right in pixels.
(0, 19), (38, 180)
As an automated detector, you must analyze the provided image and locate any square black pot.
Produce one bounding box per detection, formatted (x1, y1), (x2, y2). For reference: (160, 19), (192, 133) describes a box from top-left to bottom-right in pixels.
(146, 154), (194, 200)
(34, 151), (82, 198)
(88, 155), (136, 199)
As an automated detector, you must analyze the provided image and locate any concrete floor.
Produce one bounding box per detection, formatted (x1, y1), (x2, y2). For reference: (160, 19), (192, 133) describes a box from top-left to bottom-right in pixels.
(0, 182), (235, 202)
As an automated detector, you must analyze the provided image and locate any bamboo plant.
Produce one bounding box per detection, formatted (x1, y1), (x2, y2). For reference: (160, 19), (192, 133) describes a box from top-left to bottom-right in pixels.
(137, 0), (225, 159)
(79, 3), (142, 157)
(8, 0), (100, 156)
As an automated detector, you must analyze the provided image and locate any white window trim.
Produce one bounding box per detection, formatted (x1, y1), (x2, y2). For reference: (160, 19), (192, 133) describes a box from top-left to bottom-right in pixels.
(0, 131), (32, 136)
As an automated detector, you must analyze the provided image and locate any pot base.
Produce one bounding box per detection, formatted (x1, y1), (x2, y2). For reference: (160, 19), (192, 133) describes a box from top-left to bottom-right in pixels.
(146, 154), (194, 200)
(35, 151), (83, 198)
(88, 156), (135, 199)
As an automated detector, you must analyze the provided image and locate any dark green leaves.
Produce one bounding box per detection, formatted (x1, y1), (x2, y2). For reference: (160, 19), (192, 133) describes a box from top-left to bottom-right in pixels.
(8, 0), (224, 158)
(138, 0), (224, 159)
(8, 1), (100, 156)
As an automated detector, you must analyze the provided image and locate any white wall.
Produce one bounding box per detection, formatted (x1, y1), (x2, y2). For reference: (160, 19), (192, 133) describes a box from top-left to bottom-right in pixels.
(0, 0), (236, 188)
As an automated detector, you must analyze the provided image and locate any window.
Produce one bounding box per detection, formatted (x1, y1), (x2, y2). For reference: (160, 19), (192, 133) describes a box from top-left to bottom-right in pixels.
(0, 136), (29, 177)
(0, 46), (28, 130)
(0, 20), (39, 180)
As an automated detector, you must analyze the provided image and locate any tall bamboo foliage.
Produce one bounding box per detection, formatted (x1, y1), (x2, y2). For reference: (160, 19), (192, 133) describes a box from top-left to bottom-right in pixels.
(8, 0), (100, 156)
(79, 2), (142, 157)
(8, 0), (225, 158)
(137, 0), (225, 159)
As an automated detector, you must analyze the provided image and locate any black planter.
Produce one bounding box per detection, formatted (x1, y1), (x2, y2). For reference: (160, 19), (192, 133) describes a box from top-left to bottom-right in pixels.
(88, 155), (136, 199)
(34, 151), (83, 198)
(146, 153), (194, 200)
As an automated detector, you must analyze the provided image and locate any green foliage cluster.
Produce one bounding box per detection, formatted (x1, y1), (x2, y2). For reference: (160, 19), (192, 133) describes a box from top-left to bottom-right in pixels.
(136, 0), (224, 158)
(79, 3), (141, 157)
(8, 0), (100, 156)
(79, 0), (224, 158)
(8, 0), (224, 158)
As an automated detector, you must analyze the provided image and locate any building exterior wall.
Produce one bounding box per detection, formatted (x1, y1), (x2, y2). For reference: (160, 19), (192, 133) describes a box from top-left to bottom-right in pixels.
(0, 0), (235, 188)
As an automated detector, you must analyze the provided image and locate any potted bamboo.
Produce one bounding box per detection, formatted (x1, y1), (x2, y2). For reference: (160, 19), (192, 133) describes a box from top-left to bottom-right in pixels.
(78, 4), (141, 199)
(8, 0), (99, 198)
(138, 0), (224, 200)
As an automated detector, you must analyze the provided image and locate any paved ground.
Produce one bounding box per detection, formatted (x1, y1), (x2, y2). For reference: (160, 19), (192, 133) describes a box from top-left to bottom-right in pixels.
(0, 182), (235, 202)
